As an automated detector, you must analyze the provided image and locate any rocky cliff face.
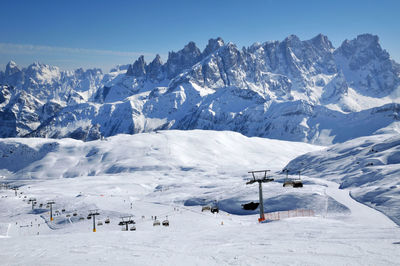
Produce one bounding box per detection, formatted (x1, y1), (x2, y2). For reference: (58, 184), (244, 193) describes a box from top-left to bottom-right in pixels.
(1, 34), (399, 144)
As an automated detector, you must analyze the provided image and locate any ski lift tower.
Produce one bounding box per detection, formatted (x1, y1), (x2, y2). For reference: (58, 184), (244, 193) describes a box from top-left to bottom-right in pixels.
(11, 187), (19, 196)
(47, 201), (55, 221)
(246, 170), (274, 222)
(89, 210), (100, 232)
(118, 216), (135, 231)
(28, 198), (37, 210)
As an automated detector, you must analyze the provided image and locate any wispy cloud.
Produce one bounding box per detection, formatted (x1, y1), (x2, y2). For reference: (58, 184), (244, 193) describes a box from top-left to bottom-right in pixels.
(0, 42), (168, 71)
(0, 42), (156, 58)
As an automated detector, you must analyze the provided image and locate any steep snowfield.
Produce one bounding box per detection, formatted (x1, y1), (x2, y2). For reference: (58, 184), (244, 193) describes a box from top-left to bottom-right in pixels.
(286, 130), (400, 225)
(0, 130), (399, 265)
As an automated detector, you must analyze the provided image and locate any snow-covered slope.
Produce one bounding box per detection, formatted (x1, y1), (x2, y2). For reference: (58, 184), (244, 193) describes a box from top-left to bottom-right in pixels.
(285, 130), (400, 225)
(0, 130), (399, 265)
(0, 130), (321, 180)
(1, 34), (399, 143)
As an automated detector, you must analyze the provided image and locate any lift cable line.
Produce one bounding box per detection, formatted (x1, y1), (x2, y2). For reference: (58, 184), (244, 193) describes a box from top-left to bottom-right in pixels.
(246, 170), (274, 223)
(88, 210), (100, 232)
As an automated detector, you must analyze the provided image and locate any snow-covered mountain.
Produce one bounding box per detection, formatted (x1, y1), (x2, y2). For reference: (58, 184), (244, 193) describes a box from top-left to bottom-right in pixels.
(1, 34), (399, 144)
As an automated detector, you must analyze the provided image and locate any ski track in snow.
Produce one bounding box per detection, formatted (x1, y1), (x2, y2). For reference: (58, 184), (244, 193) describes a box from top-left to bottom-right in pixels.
(317, 178), (395, 227)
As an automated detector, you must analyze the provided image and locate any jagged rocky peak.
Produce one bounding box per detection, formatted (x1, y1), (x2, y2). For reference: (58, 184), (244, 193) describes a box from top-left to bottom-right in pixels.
(148, 54), (163, 68)
(146, 54), (164, 80)
(5, 60), (21, 76)
(4, 61), (23, 86)
(335, 33), (386, 60)
(22, 62), (62, 85)
(1, 34), (400, 142)
(283, 34), (302, 47)
(354, 33), (380, 46)
(310, 33), (334, 51)
(166, 41), (201, 78)
(26, 61), (59, 73)
(218, 42), (242, 66)
(110, 64), (130, 73)
(183, 41), (200, 54)
(334, 33), (399, 97)
(126, 55), (147, 77)
(202, 37), (225, 57)
(74, 67), (103, 78)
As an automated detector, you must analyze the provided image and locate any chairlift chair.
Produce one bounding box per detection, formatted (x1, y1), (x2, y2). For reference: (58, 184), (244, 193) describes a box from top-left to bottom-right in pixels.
(211, 206), (219, 213)
(153, 220), (161, 226)
(293, 170), (303, 187)
(73, 212), (77, 216)
(201, 206), (211, 212)
(210, 200), (219, 213)
(242, 201), (259, 210)
(87, 215), (92, 220)
(130, 226), (136, 231)
(282, 169), (303, 188)
(105, 218), (110, 224)
(97, 221), (103, 226)
(292, 180), (303, 188)
(283, 179), (294, 187)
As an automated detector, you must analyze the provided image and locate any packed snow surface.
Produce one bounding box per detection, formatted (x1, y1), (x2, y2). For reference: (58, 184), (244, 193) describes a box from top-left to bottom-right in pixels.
(0, 130), (399, 265)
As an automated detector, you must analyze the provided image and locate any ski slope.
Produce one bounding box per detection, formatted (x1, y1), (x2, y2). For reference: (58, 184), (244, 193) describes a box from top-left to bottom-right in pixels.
(0, 130), (399, 265)
(286, 132), (400, 226)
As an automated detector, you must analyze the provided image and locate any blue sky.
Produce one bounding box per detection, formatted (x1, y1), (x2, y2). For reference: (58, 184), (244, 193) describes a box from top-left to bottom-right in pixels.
(1, 0), (399, 71)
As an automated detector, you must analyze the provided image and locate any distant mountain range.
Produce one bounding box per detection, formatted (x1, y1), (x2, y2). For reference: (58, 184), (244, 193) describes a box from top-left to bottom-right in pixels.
(1, 34), (399, 144)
